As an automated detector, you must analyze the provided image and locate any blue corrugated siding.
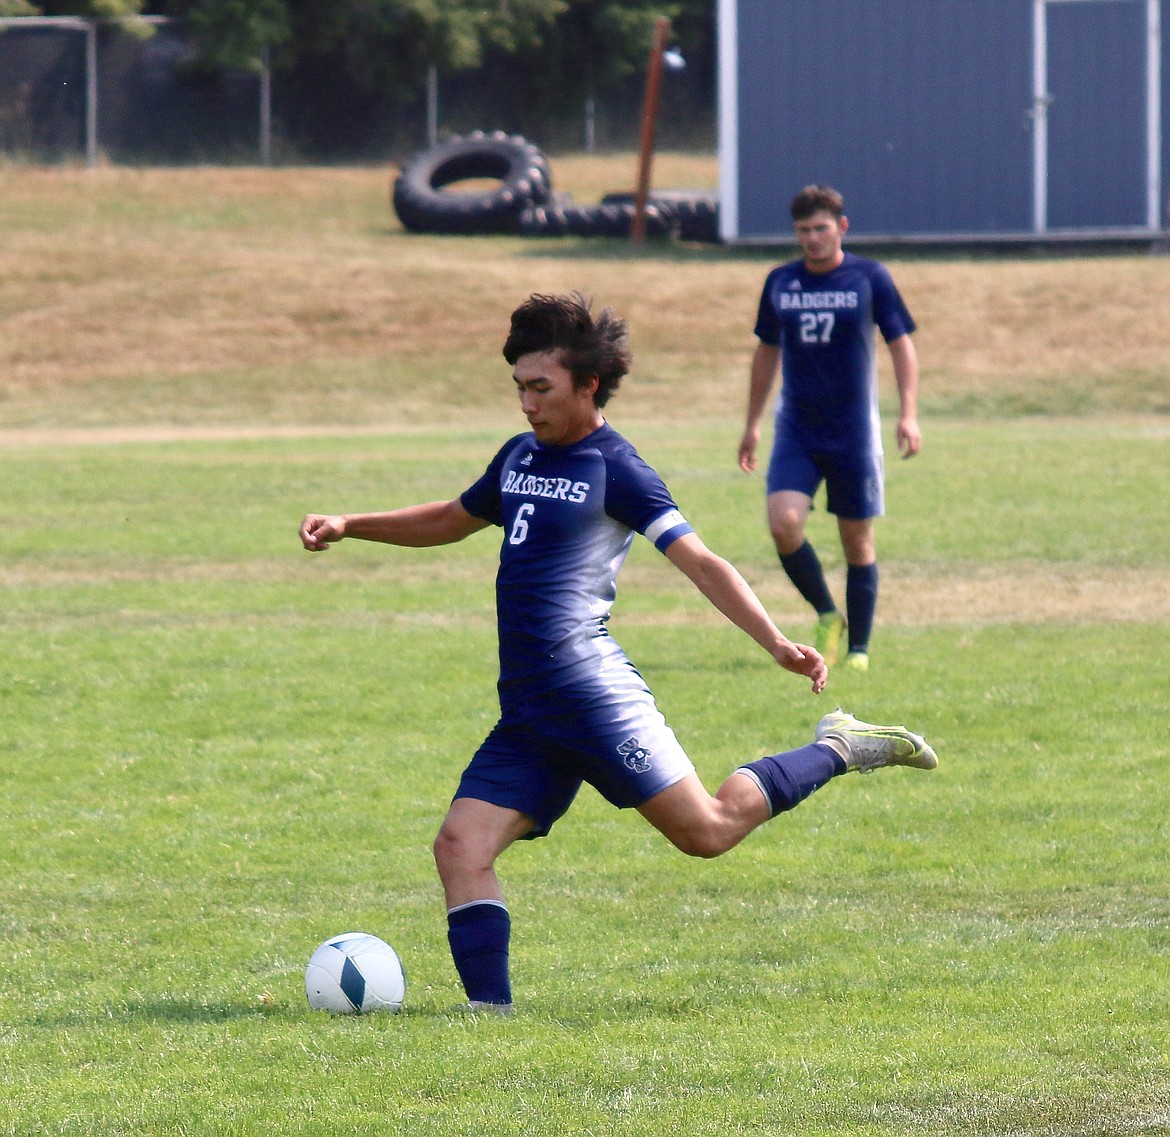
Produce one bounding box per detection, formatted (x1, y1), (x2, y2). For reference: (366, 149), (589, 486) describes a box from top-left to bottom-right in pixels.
(1048, 0), (1147, 228)
(732, 0), (1164, 239)
(737, 0), (1034, 237)
(1165, 2), (1170, 228)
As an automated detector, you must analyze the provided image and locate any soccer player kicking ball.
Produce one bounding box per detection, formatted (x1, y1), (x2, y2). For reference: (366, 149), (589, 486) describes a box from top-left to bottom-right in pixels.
(300, 292), (937, 1014)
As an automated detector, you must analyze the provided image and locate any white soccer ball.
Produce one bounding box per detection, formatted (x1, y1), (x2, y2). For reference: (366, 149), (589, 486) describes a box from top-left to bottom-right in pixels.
(305, 931), (405, 1014)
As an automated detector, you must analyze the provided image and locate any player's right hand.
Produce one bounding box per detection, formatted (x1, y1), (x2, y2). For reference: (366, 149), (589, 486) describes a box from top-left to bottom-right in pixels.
(300, 514), (346, 551)
(737, 426), (760, 473)
(775, 641), (828, 695)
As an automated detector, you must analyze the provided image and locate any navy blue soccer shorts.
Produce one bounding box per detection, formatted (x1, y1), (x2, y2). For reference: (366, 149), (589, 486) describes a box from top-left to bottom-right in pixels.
(766, 433), (885, 520)
(453, 668), (695, 838)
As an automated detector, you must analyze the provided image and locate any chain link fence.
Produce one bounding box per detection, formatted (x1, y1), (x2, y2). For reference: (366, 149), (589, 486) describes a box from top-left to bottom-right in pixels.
(0, 17), (714, 165)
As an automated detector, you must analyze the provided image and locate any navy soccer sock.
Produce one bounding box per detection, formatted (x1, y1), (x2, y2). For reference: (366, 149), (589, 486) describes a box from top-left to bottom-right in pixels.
(845, 562), (879, 653)
(779, 541), (837, 615)
(447, 900), (512, 1006)
(737, 742), (846, 818)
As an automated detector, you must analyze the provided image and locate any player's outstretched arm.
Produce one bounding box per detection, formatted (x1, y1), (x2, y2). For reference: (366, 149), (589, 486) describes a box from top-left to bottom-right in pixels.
(664, 532), (827, 694)
(300, 499), (489, 551)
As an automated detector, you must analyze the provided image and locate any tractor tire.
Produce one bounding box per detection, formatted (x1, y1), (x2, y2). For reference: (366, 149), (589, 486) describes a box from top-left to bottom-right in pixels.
(519, 200), (677, 240)
(392, 131), (552, 235)
(599, 190), (720, 243)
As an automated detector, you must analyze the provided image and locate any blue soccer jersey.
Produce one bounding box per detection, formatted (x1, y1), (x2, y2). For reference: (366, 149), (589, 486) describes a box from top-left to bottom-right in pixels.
(754, 251), (916, 455)
(459, 422), (693, 708)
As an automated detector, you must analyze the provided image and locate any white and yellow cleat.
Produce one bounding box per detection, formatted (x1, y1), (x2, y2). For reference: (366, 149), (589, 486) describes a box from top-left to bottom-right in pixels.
(816, 709), (938, 773)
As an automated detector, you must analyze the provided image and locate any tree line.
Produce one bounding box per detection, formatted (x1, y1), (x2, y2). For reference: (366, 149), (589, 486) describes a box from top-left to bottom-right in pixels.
(4, 1), (717, 154)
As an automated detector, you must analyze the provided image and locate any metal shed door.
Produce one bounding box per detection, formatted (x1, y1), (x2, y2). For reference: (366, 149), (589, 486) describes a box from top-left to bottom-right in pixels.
(1035, 0), (1161, 231)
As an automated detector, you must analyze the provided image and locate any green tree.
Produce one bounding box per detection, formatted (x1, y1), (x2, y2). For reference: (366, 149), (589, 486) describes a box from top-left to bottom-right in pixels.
(159, 0), (290, 70)
(551, 0), (677, 110)
(501, 0), (697, 145)
(155, 0), (567, 85)
(9, 0), (145, 15)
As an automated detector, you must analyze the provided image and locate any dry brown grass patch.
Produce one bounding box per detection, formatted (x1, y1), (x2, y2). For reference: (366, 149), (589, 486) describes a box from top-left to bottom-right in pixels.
(2, 160), (1168, 428)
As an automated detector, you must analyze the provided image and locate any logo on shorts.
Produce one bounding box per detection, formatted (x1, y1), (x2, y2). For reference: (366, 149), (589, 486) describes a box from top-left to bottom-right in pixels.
(617, 736), (652, 773)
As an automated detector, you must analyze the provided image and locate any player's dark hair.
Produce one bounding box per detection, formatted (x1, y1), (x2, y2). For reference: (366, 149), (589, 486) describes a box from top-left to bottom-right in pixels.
(503, 292), (631, 407)
(790, 184), (845, 222)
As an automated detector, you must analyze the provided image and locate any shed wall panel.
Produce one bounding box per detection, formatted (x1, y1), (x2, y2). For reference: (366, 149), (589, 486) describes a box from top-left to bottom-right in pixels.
(1047, 0), (1147, 228)
(735, 0), (1033, 238)
(728, 0), (1166, 240)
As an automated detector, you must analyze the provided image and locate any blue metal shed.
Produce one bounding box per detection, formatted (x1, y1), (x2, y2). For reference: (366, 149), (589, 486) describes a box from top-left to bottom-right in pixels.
(718, 0), (1167, 243)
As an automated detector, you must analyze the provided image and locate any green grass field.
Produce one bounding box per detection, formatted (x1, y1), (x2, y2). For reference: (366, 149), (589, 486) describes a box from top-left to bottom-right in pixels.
(1, 162), (1168, 1135)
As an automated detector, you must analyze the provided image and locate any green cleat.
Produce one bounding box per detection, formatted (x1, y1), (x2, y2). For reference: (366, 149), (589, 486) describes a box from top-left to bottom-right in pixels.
(843, 651), (869, 672)
(815, 709), (938, 773)
(813, 611), (845, 666)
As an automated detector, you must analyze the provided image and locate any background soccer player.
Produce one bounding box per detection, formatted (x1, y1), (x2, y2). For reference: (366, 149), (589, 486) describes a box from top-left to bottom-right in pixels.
(301, 293), (936, 1013)
(737, 185), (922, 672)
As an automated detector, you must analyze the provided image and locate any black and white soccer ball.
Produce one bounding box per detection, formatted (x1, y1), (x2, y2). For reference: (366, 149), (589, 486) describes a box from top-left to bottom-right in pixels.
(305, 932), (405, 1014)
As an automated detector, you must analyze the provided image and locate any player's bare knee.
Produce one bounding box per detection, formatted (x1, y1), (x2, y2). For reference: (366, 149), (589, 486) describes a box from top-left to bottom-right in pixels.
(432, 825), (468, 878)
(669, 828), (728, 859)
(838, 520), (875, 563)
(770, 517), (805, 554)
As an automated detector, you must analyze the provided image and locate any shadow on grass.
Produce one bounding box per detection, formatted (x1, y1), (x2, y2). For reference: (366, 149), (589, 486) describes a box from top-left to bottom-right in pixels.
(372, 226), (774, 264)
(512, 239), (769, 264)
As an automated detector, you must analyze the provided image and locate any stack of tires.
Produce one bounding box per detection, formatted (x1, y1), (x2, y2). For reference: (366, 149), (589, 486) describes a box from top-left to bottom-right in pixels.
(392, 131), (719, 243)
(594, 190), (720, 244)
(517, 199), (677, 240)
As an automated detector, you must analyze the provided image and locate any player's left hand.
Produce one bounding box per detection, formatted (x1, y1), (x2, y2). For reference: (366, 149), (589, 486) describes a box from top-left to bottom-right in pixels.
(775, 641), (828, 694)
(896, 415), (922, 458)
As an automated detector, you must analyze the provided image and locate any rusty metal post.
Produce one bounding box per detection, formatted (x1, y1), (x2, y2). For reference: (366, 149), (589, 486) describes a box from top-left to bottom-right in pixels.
(631, 16), (671, 247)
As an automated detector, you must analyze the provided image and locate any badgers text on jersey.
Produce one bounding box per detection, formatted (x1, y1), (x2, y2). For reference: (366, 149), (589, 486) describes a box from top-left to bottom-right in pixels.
(776, 289), (859, 311)
(501, 470), (589, 503)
